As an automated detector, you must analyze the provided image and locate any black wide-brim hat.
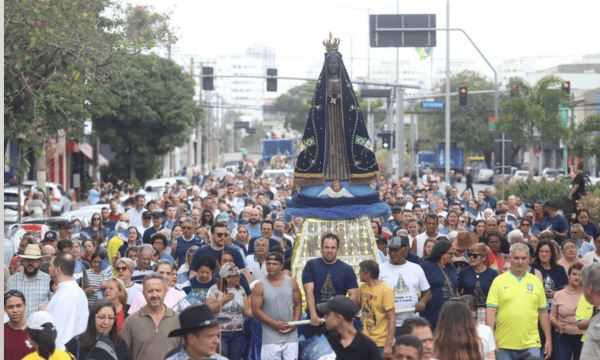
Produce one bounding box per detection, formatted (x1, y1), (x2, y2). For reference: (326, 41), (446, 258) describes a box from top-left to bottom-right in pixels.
(168, 304), (219, 337)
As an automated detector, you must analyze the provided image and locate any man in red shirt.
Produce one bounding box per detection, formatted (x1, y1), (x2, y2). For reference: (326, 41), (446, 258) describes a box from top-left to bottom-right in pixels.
(4, 290), (31, 360)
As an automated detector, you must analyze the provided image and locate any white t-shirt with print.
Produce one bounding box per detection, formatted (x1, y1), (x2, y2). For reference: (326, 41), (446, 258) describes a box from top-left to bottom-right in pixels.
(379, 261), (430, 326)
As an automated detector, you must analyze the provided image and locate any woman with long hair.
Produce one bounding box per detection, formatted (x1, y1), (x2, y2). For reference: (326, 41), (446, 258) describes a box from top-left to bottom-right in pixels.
(82, 213), (106, 242)
(200, 208), (214, 227)
(118, 227), (141, 258)
(423, 238), (438, 258)
(421, 240), (458, 329)
(79, 300), (130, 360)
(534, 240), (568, 304)
(433, 300), (483, 360)
(551, 262), (584, 360)
(577, 208), (599, 240)
(23, 311), (72, 360)
(234, 224), (250, 254)
(81, 239), (98, 267)
(483, 232), (505, 273)
(101, 278), (129, 332)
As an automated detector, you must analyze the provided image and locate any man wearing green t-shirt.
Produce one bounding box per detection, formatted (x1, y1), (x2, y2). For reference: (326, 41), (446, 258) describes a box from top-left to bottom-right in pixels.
(486, 243), (552, 360)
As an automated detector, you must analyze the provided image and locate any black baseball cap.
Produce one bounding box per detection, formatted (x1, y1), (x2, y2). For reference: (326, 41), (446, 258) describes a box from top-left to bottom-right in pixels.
(317, 295), (358, 319)
(388, 236), (410, 249)
(392, 205), (403, 213)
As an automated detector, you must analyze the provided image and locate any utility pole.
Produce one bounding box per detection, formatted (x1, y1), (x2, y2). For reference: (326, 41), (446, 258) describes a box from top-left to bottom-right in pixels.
(395, 88), (405, 179)
(444, 0), (451, 184)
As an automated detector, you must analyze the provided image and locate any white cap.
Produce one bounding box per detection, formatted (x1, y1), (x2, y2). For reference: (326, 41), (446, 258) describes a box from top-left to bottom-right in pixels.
(27, 311), (56, 331)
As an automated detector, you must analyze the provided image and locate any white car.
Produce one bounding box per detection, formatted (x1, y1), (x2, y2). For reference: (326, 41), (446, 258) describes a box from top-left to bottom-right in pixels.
(475, 168), (494, 184)
(512, 170), (530, 183)
(542, 168), (561, 181)
(62, 204), (108, 225)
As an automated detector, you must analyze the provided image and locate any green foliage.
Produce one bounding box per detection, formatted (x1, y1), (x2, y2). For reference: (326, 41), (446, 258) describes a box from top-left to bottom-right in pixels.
(123, 4), (176, 51)
(4, 0), (121, 149)
(271, 82), (315, 133)
(428, 70), (496, 160)
(571, 115), (600, 158)
(580, 185), (600, 224)
(497, 178), (573, 213)
(93, 53), (197, 182)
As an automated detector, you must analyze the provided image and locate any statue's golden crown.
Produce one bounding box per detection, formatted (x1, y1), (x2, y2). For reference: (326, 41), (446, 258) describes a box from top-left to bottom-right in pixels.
(323, 32), (340, 52)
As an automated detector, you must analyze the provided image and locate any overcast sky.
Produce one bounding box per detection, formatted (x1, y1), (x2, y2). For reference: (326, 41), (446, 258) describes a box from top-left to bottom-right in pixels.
(129, 0), (599, 80)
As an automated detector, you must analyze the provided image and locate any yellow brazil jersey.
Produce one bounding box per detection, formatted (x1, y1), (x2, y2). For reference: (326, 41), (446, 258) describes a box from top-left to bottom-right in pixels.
(576, 295), (594, 342)
(359, 281), (395, 347)
(23, 350), (74, 360)
(486, 271), (547, 350)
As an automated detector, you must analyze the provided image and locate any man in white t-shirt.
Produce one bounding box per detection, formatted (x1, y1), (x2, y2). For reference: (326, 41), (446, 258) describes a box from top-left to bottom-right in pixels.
(414, 214), (439, 258)
(379, 236), (431, 331)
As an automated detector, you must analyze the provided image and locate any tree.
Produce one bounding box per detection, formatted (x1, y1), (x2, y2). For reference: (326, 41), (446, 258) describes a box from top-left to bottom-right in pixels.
(4, 0), (122, 174)
(571, 115), (600, 158)
(428, 70), (496, 163)
(271, 82), (315, 132)
(93, 53), (197, 182)
(498, 75), (569, 165)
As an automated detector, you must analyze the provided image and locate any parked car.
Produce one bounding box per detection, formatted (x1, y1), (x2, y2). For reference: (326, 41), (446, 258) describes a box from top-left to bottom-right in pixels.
(512, 170), (530, 183)
(62, 204), (108, 225)
(542, 168), (561, 181)
(475, 168), (494, 184)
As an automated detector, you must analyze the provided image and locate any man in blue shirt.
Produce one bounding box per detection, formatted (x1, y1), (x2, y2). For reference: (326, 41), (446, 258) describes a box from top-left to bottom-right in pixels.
(302, 233), (359, 337)
(543, 201), (568, 243)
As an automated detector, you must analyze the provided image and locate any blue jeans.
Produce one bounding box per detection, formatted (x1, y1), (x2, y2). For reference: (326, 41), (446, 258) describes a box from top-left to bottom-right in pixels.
(555, 333), (582, 360)
(221, 331), (247, 360)
(496, 348), (540, 360)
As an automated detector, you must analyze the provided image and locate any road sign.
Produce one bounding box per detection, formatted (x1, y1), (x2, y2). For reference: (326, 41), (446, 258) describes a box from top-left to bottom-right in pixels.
(234, 121), (249, 129)
(420, 100), (444, 110)
(360, 88), (391, 99)
(369, 14), (436, 48)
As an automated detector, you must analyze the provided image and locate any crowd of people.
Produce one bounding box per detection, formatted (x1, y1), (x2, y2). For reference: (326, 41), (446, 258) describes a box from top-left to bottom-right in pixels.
(4, 169), (600, 360)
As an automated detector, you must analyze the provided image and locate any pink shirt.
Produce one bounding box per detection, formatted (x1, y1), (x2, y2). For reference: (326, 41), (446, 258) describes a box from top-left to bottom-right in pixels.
(552, 287), (584, 335)
(128, 287), (186, 314)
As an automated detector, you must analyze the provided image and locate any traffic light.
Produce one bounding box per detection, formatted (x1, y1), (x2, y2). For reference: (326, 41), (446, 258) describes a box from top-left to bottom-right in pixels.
(201, 66), (214, 91)
(377, 131), (394, 149)
(458, 86), (468, 106)
(561, 80), (571, 95)
(266, 68), (278, 92)
(510, 84), (520, 97)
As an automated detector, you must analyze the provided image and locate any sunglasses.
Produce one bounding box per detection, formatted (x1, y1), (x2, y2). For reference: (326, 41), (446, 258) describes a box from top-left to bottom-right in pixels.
(466, 252), (482, 259)
(116, 266), (128, 272)
(215, 233), (228, 237)
(182, 226), (193, 230)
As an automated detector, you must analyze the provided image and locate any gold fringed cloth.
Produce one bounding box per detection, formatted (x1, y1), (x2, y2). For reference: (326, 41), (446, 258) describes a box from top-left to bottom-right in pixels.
(291, 216), (379, 284)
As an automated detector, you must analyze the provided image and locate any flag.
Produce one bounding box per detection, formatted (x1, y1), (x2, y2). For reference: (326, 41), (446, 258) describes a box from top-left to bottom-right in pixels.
(416, 47), (433, 61)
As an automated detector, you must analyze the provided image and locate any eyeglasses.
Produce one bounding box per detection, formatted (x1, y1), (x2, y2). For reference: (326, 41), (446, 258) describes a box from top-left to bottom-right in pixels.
(215, 233), (228, 237)
(182, 226), (193, 230)
(466, 252), (482, 259)
(116, 266), (128, 272)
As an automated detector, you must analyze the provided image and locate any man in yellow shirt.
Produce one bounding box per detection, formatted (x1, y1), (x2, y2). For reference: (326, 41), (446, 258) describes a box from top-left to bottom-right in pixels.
(486, 243), (552, 360)
(359, 259), (395, 359)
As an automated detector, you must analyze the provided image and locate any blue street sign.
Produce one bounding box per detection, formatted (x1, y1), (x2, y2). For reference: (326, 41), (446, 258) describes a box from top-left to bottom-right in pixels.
(421, 100), (444, 110)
